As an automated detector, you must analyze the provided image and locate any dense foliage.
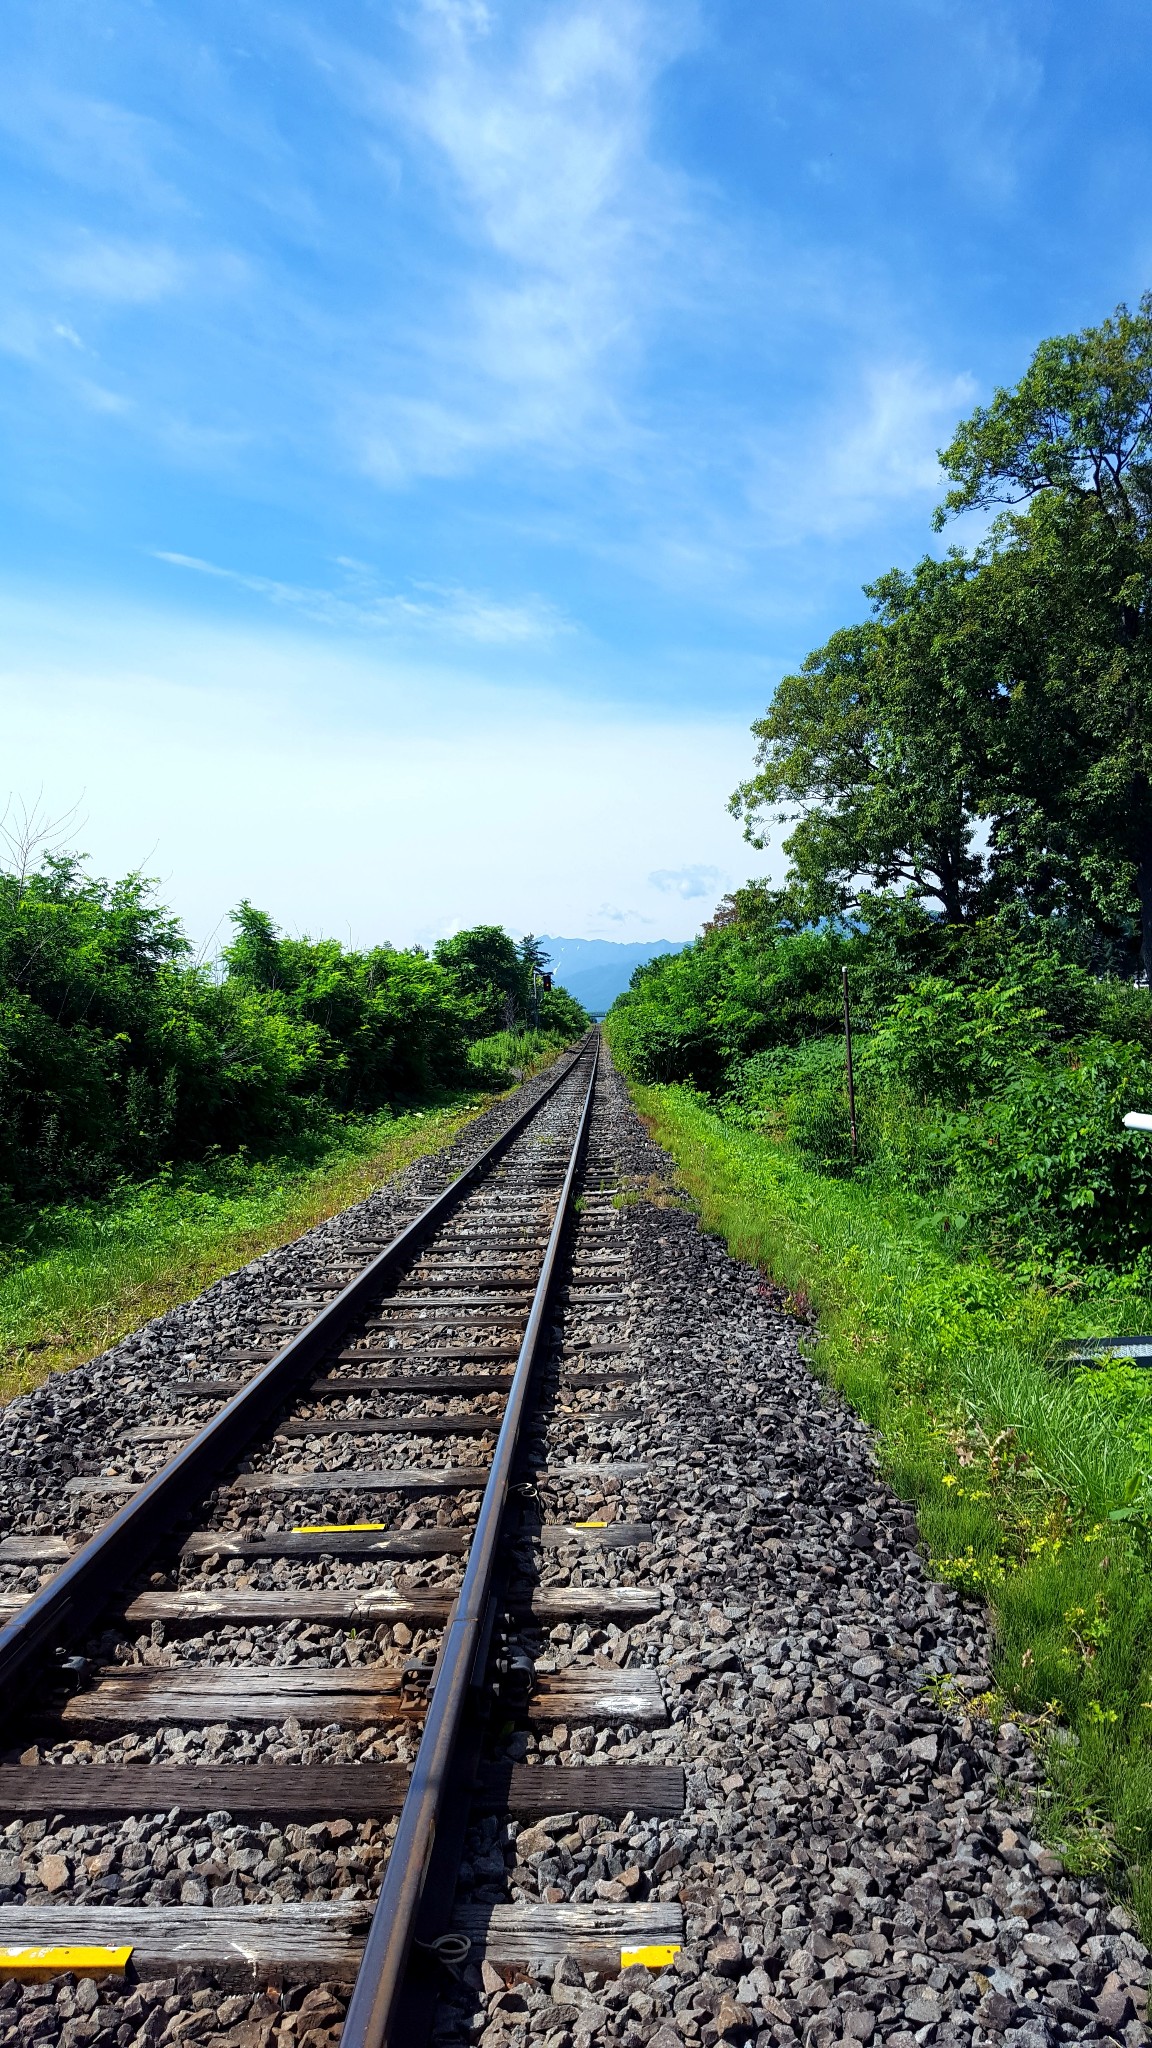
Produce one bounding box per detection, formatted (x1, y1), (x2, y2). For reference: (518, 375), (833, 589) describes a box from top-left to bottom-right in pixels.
(0, 859), (586, 1216)
(610, 888), (1152, 1271)
(612, 299), (1152, 1277)
(633, 1081), (1152, 1926)
(609, 300), (1152, 1919)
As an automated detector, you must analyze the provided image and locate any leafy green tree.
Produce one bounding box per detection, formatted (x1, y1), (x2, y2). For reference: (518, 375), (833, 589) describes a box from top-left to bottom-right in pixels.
(936, 295), (1152, 978)
(0, 860), (573, 1214)
(936, 294), (1152, 532)
(222, 902), (285, 989)
(0, 855), (193, 1193)
(538, 982), (588, 1036)
(225, 909), (471, 1107)
(608, 912), (874, 1088)
(434, 926), (525, 1032)
(732, 297), (1152, 975)
(729, 555), (996, 923)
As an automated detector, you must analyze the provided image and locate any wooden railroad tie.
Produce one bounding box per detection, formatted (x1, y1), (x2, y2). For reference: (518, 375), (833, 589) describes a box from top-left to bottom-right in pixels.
(0, 1522), (654, 1569)
(63, 1458), (650, 1501)
(0, 1762), (684, 1821)
(145, 1363), (630, 1396)
(51, 1663), (668, 1732)
(118, 1584), (661, 1629)
(0, 1902), (684, 1982)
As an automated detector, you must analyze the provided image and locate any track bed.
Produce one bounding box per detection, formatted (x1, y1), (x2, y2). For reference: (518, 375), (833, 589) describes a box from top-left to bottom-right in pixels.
(0, 1046), (1147, 2047)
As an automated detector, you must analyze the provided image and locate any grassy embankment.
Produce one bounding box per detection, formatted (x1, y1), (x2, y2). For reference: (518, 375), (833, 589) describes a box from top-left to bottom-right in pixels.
(0, 1030), (576, 1407)
(622, 1076), (1152, 1928)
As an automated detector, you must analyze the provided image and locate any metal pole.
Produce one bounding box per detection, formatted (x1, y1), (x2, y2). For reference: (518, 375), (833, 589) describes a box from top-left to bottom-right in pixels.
(841, 967), (858, 1163)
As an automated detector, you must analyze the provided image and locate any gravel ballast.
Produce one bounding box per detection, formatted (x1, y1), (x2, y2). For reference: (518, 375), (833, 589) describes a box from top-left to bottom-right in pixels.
(0, 1044), (1146, 2047)
(440, 1053), (1150, 2048)
(0, 1063), (572, 1557)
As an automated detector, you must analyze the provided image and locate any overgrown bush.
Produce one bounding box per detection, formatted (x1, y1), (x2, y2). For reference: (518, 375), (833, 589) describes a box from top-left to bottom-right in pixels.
(464, 1029), (579, 1089)
(620, 1080), (1152, 1924)
(607, 915), (866, 1088)
(612, 891), (1152, 1271)
(721, 1040), (864, 1169)
(943, 1039), (1152, 1263)
(0, 855), (588, 1217)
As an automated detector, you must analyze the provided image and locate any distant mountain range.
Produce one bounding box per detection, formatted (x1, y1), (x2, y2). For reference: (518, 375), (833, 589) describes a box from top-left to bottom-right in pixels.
(537, 935), (689, 1015)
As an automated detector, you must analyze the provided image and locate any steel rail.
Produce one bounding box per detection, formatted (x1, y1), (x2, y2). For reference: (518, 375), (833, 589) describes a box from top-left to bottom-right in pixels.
(340, 1036), (600, 2048)
(0, 1039), (594, 1718)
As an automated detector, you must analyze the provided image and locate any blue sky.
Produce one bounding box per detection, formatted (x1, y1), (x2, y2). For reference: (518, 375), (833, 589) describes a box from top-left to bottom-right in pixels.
(3, 0), (1151, 948)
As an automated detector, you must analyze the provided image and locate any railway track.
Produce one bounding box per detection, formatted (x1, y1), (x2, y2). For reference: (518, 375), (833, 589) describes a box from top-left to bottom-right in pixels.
(0, 1045), (1145, 2047)
(0, 1036), (683, 2046)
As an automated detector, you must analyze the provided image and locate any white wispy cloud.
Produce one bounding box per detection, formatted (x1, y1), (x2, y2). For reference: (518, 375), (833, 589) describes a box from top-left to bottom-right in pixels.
(318, 0), (982, 584)
(595, 903), (654, 927)
(323, 0), (977, 562)
(0, 78), (180, 207)
(153, 550), (569, 645)
(744, 359), (979, 548)
(321, 0), (702, 481)
(0, 0), (1037, 638)
(648, 862), (725, 900)
(931, 7), (1043, 204)
(75, 378), (132, 415)
(41, 237), (188, 304)
(820, 363), (978, 507)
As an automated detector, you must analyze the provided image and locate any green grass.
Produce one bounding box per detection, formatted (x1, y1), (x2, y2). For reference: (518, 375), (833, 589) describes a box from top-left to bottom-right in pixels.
(0, 1099), (487, 1405)
(464, 1029), (578, 1088)
(623, 1075), (1152, 1927)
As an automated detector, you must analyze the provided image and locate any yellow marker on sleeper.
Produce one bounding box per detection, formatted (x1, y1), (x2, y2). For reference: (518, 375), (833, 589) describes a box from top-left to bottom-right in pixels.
(620, 1944), (680, 1969)
(295, 1522), (388, 1534)
(0, 1947), (133, 1982)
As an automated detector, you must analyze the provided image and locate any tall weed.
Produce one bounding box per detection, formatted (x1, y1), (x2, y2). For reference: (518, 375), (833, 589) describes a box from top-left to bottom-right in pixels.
(465, 1030), (577, 1088)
